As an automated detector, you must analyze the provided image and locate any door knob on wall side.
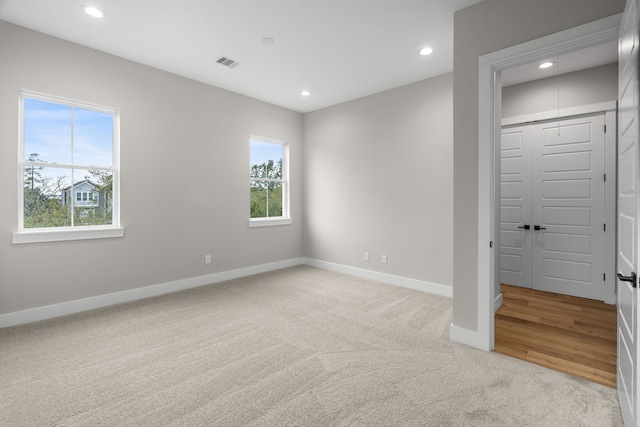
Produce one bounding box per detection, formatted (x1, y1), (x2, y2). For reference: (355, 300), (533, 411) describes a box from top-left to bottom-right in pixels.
(534, 225), (546, 231)
(518, 224), (530, 230)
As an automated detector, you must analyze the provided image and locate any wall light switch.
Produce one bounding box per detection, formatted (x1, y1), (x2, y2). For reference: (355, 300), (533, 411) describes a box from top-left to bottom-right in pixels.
(382, 255), (388, 264)
(205, 254), (211, 264)
(364, 252), (370, 261)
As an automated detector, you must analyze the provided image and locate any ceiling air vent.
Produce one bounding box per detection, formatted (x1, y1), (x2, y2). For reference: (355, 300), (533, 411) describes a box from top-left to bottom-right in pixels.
(216, 56), (239, 68)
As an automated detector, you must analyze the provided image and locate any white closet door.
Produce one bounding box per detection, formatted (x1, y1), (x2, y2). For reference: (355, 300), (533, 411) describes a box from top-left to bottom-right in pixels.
(499, 127), (532, 288)
(531, 114), (606, 301)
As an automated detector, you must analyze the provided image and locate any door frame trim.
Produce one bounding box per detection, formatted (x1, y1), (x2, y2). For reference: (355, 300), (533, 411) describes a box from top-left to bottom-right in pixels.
(457, 14), (622, 351)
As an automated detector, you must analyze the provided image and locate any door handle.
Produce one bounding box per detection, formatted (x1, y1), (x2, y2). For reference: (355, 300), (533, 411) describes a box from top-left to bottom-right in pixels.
(534, 225), (546, 231)
(518, 225), (530, 230)
(617, 272), (638, 288)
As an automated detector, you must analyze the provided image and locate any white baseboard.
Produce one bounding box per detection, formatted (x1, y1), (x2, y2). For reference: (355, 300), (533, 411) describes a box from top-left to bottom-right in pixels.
(1, 257), (452, 329)
(303, 258), (452, 298)
(449, 323), (491, 352)
(495, 292), (503, 312)
(0, 257), (305, 328)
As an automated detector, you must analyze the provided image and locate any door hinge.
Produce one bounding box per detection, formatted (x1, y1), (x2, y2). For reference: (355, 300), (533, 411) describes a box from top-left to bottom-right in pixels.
(604, 223), (606, 232)
(604, 173), (606, 182)
(604, 124), (607, 133)
(604, 273), (606, 281)
(490, 241), (493, 248)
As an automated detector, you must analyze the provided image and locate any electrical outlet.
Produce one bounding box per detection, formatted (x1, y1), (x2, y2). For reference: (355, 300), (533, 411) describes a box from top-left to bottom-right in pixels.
(364, 252), (370, 261)
(381, 255), (388, 264)
(205, 254), (211, 265)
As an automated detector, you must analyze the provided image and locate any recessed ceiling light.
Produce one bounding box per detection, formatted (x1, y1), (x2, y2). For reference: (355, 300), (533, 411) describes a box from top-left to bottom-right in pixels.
(84, 6), (106, 18)
(301, 90), (310, 97)
(419, 47), (433, 56)
(539, 61), (555, 69)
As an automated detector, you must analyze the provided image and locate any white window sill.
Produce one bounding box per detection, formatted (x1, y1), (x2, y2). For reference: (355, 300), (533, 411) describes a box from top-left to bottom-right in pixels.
(12, 227), (124, 244)
(248, 217), (292, 228)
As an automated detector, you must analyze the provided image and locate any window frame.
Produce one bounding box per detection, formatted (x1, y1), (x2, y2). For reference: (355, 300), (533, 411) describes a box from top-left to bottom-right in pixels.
(12, 90), (123, 244)
(248, 135), (291, 228)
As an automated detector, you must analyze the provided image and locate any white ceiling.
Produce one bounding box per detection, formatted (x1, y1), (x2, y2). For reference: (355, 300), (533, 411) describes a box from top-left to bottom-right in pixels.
(1, 1), (620, 112)
(0, 0), (483, 113)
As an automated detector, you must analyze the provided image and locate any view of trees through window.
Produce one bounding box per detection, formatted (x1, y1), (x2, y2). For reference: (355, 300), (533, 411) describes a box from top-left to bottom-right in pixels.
(23, 154), (113, 228)
(21, 95), (116, 229)
(250, 138), (286, 219)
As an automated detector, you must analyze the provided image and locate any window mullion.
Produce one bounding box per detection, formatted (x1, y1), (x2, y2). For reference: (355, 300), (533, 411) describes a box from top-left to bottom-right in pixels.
(265, 182), (269, 218)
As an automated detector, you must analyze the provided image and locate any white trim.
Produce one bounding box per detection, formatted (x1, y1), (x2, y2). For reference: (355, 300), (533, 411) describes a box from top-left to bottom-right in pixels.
(0, 257), (452, 329)
(449, 324), (492, 351)
(479, 15), (621, 69)
(0, 257), (304, 328)
(12, 226), (124, 244)
(502, 101), (617, 126)
(250, 134), (285, 146)
(19, 90), (119, 114)
(495, 292), (504, 312)
(476, 61), (497, 353)
(112, 110), (121, 228)
(17, 94), (24, 230)
(248, 217), (292, 227)
(603, 107), (617, 305)
(471, 14), (622, 352)
(304, 258), (453, 298)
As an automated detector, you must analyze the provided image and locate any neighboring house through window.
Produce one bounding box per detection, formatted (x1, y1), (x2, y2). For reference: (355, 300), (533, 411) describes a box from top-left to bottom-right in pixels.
(13, 91), (122, 243)
(63, 179), (104, 210)
(249, 136), (291, 227)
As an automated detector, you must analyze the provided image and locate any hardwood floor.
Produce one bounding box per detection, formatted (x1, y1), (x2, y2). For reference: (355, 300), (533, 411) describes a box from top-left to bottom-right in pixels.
(495, 284), (617, 388)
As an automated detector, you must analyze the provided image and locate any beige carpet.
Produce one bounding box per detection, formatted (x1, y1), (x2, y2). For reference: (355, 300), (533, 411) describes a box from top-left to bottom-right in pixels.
(0, 266), (623, 426)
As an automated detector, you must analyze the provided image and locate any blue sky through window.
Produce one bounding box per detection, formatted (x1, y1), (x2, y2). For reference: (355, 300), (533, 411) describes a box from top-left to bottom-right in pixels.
(24, 97), (113, 168)
(250, 138), (283, 173)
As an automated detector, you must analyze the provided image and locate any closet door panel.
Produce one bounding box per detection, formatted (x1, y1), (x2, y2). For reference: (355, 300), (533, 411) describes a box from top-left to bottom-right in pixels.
(531, 114), (606, 300)
(499, 128), (532, 288)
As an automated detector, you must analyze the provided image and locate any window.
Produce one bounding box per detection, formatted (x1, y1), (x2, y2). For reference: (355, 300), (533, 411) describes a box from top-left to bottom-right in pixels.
(13, 91), (122, 244)
(75, 192), (95, 202)
(249, 136), (291, 227)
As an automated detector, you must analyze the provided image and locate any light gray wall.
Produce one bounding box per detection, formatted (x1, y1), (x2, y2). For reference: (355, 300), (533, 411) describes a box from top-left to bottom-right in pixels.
(502, 63), (618, 119)
(0, 21), (303, 315)
(453, 0), (624, 331)
(303, 74), (453, 287)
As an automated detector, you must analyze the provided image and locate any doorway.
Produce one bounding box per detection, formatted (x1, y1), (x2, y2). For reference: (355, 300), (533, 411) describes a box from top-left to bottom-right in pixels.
(494, 58), (618, 386)
(473, 14), (622, 352)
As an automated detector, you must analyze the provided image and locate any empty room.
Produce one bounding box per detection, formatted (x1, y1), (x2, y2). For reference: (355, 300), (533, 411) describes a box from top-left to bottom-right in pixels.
(0, 0), (634, 425)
